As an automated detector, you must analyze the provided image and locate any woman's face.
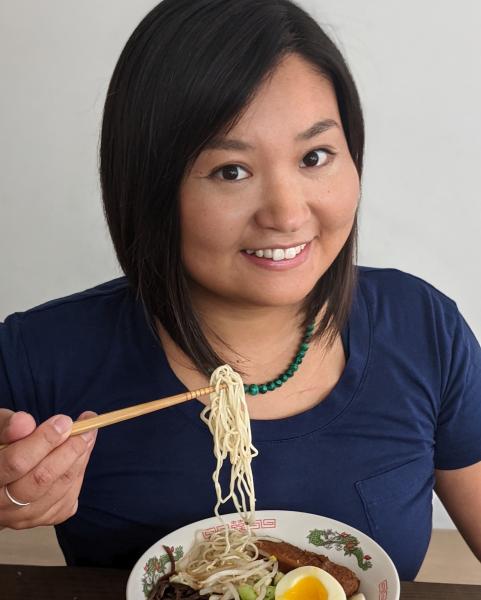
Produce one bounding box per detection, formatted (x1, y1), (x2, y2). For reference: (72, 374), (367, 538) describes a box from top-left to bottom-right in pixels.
(180, 53), (360, 310)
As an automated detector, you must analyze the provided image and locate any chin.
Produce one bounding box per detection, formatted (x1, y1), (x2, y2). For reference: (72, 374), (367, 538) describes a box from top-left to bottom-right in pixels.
(236, 282), (318, 308)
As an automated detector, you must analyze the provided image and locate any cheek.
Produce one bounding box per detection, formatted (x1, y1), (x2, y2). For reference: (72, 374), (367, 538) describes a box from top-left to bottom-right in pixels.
(182, 206), (217, 252)
(180, 186), (249, 265)
(316, 163), (359, 230)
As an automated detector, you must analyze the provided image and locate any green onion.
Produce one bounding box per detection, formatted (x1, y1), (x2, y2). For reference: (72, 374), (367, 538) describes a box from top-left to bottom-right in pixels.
(238, 583), (257, 600)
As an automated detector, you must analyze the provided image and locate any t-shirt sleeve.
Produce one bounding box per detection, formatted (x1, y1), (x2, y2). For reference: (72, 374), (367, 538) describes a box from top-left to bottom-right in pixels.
(0, 314), (38, 419)
(434, 307), (481, 469)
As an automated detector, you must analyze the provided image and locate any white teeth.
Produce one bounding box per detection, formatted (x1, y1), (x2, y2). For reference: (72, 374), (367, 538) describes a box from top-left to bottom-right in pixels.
(244, 242), (308, 260)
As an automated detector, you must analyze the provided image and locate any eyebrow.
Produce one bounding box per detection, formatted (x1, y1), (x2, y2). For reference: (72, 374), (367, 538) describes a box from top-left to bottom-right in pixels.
(204, 118), (339, 151)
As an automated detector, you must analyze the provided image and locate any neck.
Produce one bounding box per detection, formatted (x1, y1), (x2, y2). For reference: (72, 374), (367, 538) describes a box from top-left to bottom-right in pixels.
(160, 287), (311, 383)
(199, 300), (304, 371)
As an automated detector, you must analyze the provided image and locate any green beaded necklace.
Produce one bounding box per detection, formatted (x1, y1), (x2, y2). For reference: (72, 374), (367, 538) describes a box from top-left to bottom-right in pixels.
(243, 321), (315, 396)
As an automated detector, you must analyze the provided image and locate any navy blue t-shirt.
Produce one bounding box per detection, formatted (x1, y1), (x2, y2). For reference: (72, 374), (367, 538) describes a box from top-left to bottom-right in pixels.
(1, 267), (480, 580)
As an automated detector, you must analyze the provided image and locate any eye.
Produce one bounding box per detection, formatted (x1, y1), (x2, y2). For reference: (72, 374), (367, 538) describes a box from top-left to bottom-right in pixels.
(211, 164), (250, 182)
(300, 148), (334, 169)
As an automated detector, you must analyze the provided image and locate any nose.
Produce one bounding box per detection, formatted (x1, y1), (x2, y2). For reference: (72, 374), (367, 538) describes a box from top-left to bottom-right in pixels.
(254, 174), (311, 233)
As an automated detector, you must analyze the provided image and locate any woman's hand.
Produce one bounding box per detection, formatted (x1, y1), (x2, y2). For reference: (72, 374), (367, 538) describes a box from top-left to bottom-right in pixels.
(0, 409), (97, 529)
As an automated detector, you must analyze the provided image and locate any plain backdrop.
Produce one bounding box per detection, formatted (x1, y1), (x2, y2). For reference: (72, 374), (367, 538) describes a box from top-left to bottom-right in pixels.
(1, 1), (480, 529)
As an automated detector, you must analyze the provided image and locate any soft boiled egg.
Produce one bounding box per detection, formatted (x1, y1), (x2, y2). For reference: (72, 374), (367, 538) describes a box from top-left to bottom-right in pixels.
(274, 566), (346, 600)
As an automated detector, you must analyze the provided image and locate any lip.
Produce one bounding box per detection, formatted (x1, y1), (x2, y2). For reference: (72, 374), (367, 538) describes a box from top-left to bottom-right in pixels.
(241, 241), (311, 271)
(243, 240), (310, 252)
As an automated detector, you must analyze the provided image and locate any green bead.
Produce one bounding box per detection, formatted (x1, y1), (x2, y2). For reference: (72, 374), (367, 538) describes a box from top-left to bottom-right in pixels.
(240, 323), (315, 397)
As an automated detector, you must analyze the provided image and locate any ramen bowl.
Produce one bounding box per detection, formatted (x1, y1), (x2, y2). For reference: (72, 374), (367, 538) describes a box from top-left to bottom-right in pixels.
(127, 510), (400, 600)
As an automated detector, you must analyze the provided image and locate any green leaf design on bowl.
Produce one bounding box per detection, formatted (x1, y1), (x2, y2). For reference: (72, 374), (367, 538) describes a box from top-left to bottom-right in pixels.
(141, 546), (184, 598)
(307, 528), (373, 571)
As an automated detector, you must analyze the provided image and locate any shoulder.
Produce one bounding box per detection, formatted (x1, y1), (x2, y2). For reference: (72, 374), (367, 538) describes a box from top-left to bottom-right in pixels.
(0, 277), (137, 355)
(355, 266), (468, 364)
(358, 266), (456, 305)
(356, 268), (481, 418)
(15, 277), (132, 316)
(357, 266), (459, 323)
(4, 277), (132, 326)
(0, 277), (141, 416)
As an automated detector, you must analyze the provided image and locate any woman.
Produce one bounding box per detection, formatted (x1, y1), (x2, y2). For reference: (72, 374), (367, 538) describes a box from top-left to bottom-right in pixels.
(1, 0), (480, 581)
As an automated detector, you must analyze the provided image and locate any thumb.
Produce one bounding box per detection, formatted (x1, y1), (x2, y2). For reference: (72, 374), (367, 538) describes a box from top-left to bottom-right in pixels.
(0, 409), (36, 444)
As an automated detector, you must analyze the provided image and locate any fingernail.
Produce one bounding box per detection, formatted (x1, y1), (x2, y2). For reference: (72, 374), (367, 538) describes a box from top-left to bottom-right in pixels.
(9, 411), (25, 426)
(52, 415), (72, 435)
(81, 430), (96, 443)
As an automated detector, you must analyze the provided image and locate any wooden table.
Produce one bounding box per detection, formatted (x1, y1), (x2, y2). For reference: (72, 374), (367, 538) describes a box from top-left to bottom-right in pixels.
(2, 564), (481, 599)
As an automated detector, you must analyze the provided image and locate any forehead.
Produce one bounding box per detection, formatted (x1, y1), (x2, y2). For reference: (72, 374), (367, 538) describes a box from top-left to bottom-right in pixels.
(222, 54), (341, 141)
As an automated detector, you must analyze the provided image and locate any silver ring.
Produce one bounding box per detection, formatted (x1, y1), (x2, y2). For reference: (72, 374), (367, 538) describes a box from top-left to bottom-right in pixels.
(4, 484), (31, 507)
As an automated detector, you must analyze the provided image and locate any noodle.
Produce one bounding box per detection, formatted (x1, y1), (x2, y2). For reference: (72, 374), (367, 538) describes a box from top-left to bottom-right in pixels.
(170, 365), (278, 600)
(201, 365), (258, 524)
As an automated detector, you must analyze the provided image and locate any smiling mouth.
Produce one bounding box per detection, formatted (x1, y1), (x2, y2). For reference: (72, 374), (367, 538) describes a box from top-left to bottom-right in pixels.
(242, 243), (308, 261)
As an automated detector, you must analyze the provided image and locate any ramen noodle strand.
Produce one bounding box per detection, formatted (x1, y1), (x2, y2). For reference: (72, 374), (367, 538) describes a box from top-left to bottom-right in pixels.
(200, 364), (258, 524)
(170, 365), (277, 599)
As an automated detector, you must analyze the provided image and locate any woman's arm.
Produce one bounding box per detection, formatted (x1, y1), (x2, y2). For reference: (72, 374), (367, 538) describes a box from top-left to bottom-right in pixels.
(434, 462), (481, 561)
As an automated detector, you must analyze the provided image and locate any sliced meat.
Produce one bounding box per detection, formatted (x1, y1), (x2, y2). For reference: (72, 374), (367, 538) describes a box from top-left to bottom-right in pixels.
(256, 539), (360, 598)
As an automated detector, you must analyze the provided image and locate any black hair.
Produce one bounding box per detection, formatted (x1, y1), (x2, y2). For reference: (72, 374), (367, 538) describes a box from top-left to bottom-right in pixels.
(100, 0), (364, 375)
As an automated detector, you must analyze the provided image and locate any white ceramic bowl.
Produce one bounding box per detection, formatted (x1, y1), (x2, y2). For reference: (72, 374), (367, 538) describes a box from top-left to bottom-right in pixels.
(127, 510), (400, 600)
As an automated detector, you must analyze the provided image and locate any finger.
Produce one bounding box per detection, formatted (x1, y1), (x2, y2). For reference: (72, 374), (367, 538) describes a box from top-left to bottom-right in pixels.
(0, 410), (98, 527)
(75, 410), (98, 445)
(0, 408), (98, 527)
(43, 463), (88, 526)
(42, 422), (97, 507)
(40, 420), (97, 523)
(9, 492), (80, 530)
(0, 414), (72, 487)
(2, 407), (99, 507)
(4, 432), (96, 528)
(2, 432), (93, 506)
(77, 410), (97, 421)
(0, 410), (36, 444)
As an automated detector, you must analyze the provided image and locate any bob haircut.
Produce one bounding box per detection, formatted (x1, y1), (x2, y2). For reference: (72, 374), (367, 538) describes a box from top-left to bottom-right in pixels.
(100, 0), (364, 376)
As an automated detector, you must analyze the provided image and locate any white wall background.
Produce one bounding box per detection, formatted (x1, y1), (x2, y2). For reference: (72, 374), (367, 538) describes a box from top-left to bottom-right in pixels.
(1, 1), (480, 528)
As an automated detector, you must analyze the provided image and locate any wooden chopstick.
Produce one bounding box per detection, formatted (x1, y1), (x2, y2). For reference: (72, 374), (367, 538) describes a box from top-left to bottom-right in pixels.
(0, 384), (223, 450)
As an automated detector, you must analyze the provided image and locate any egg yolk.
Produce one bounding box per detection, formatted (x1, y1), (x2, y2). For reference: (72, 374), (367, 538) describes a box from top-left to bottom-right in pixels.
(280, 576), (328, 600)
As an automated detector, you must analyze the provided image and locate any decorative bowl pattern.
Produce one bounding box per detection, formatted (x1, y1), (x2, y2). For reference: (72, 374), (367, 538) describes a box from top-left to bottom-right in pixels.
(127, 510), (400, 600)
